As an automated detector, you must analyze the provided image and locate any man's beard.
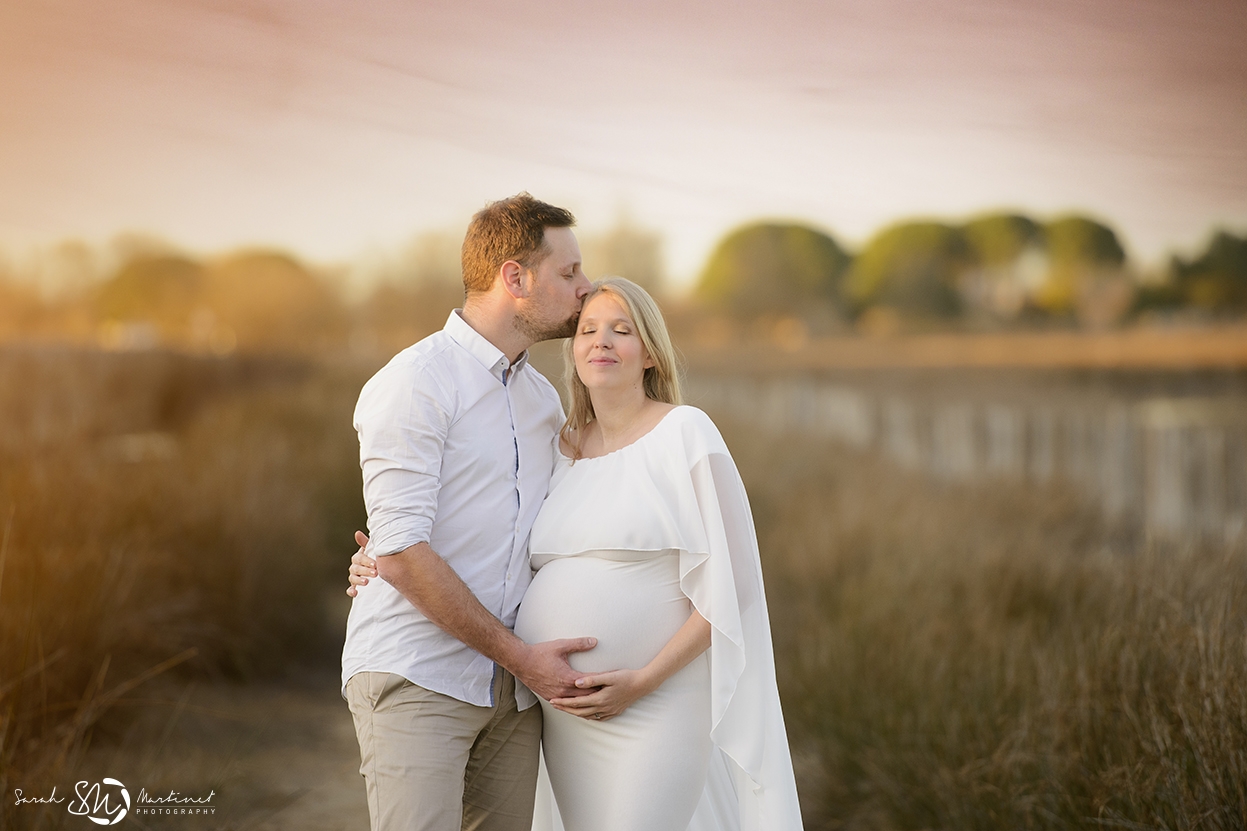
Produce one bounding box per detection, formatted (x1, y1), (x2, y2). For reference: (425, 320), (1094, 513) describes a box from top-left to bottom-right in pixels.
(515, 307), (579, 342)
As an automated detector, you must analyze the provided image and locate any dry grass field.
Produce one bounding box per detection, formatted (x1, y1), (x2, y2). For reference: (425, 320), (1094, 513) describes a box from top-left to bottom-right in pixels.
(0, 347), (371, 824)
(721, 419), (1247, 829)
(2, 339), (1246, 830)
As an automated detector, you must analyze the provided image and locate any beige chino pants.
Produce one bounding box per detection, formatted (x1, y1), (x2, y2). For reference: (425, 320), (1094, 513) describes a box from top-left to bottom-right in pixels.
(346, 670), (542, 831)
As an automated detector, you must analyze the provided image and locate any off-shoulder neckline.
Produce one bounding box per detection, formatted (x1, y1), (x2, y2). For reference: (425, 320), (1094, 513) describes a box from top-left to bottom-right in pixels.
(557, 404), (689, 462)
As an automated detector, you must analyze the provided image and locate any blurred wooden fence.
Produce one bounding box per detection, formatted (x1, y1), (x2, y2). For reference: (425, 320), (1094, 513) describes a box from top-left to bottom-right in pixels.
(691, 375), (1247, 544)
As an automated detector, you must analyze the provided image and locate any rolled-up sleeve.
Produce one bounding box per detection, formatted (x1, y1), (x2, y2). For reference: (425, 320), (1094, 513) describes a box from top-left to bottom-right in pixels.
(354, 362), (452, 557)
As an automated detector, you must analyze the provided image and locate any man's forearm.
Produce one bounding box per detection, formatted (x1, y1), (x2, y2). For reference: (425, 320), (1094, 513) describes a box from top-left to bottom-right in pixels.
(375, 541), (528, 673)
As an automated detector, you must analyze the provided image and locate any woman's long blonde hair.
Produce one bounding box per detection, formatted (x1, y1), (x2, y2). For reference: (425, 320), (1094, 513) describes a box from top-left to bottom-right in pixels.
(560, 277), (683, 460)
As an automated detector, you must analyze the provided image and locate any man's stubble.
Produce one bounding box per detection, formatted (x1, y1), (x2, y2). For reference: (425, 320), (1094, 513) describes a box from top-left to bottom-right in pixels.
(514, 306), (579, 343)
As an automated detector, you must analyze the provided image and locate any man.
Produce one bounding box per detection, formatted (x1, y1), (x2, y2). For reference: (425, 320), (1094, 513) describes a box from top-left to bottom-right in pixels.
(343, 194), (598, 831)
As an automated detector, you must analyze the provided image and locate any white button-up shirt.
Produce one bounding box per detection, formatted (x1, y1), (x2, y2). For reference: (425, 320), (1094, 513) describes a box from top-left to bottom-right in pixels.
(341, 310), (564, 707)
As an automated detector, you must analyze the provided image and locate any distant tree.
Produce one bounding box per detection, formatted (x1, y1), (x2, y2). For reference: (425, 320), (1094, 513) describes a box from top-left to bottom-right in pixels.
(400, 231), (464, 287)
(1035, 216), (1126, 315)
(10, 240), (107, 298)
(962, 214), (1043, 266)
(696, 222), (850, 321)
(580, 219), (666, 296)
(353, 232), (467, 351)
(206, 250), (347, 353)
(94, 254), (206, 338)
(845, 221), (968, 319)
(1131, 275), (1184, 315)
(1171, 229), (1247, 312)
(0, 271), (45, 339)
(107, 232), (182, 263)
(1045, 215), (1126, 264)
(958, 213), (1047, 320)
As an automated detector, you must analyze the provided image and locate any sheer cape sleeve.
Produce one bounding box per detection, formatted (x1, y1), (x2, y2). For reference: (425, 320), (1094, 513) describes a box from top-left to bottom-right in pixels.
(672, 409), (803, 831)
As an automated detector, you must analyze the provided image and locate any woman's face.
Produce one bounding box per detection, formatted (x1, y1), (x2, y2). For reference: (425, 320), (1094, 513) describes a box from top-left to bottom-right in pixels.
(573, 292), (654, 394)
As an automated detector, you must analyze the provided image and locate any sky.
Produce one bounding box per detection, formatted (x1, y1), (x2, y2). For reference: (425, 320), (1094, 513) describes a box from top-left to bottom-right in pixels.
(1, 0), (1245, 287)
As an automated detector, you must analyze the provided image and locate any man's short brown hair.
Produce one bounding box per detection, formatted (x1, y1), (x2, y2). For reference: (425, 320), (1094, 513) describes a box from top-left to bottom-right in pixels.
(461, 193), (577, 294)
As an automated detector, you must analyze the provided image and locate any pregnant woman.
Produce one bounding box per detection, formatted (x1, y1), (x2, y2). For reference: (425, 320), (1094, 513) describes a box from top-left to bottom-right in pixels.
(354, 279), (802, 831)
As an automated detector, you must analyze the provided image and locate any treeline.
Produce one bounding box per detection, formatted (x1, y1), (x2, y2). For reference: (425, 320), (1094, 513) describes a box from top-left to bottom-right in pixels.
(1, 215), (1243, 356)
(696, 215), (1247, 333)
(0, 223), (669, 356)
(0, 239), (460, 357)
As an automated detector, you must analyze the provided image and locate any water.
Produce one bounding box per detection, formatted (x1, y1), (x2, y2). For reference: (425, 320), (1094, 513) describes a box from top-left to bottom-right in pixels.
(691, 368), (1247, 545)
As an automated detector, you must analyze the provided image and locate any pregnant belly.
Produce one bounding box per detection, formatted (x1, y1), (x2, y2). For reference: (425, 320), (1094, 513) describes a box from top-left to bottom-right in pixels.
(514, 550), (690, 674)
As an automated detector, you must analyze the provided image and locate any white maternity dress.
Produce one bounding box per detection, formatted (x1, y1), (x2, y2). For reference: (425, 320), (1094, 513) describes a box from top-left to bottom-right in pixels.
(514, 406), (804, 831)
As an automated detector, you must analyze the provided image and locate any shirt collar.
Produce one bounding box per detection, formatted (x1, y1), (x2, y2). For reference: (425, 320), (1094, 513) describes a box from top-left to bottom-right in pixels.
(443, 310), (529, 383)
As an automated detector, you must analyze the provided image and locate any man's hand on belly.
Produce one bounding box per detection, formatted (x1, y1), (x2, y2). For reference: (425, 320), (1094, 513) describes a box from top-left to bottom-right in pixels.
(511, 638), (602, 702)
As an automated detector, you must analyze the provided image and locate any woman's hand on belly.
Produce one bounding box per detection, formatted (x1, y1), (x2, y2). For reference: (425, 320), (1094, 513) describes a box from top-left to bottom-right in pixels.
(551, 608), (712, 721)
(549, 668), (655, 721)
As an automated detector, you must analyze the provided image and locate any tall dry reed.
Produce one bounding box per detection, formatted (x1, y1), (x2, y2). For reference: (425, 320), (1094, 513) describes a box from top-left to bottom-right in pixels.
(0, 348), (370, 811)
(719, 419), (1247, 830)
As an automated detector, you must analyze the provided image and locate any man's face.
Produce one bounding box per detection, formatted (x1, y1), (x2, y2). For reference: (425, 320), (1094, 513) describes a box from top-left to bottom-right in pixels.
(514, 226), (592, 342)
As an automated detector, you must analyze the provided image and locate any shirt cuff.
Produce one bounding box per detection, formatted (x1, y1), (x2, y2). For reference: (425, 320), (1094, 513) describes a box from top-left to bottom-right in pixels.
(368, 516), (432, 557)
